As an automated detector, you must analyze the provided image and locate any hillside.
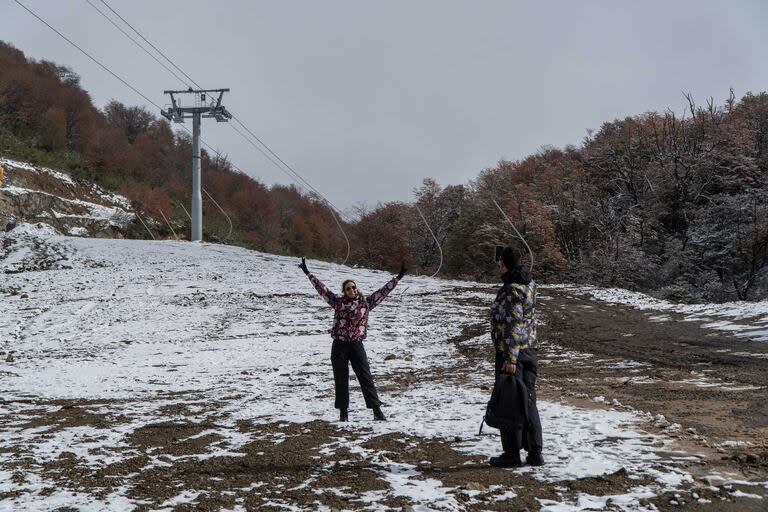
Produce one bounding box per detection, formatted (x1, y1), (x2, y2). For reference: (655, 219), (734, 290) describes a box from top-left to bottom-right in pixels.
(0, 157), (138, 238)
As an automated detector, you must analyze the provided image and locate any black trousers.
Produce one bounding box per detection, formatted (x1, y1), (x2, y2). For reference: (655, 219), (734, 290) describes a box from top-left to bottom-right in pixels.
(331, 340), (381, 410)
(495, 348), (543, 453)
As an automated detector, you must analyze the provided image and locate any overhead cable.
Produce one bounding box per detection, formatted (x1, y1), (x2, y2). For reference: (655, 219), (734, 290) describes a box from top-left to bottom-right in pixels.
(98, 0), (202, 89)
(85, 0), (189, 88)
(492, 198), (535, 273)
(415, 204), (443, 278)
(13, 0), (161, 110)
(93, 0), (354, 226)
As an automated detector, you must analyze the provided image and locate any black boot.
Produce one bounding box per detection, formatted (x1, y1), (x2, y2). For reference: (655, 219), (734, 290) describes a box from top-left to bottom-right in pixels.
(339, 409), (348, 422)
(490, 451), (522, 468)
(373, 406), (387, 421)
(525, 449), (544, 466)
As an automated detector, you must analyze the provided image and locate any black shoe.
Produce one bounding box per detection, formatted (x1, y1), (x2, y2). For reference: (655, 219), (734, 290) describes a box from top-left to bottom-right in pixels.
(526, 450), (544, 466)
(373, 406), (387, 421)
(339, 409), (348, 422)
(490, 452), (522, 468)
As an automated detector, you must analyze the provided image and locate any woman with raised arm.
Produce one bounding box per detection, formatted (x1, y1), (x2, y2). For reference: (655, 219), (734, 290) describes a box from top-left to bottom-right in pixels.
(489, 246), (544, 467)
(299, 257), (406, 422)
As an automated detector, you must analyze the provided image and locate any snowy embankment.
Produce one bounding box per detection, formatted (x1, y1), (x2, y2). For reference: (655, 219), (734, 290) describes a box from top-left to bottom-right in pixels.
(548, 285), (768, 344)
(0, 157), (135, 236)
(0, 225), (753, 511)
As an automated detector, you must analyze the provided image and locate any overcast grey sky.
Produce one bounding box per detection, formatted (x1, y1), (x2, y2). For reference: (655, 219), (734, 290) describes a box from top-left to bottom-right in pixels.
(2, 1), (767, 214)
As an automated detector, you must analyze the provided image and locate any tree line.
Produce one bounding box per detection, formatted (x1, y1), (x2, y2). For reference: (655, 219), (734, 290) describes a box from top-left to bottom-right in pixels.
(378, 91), (768, 302)
(1, 41), (767, 301)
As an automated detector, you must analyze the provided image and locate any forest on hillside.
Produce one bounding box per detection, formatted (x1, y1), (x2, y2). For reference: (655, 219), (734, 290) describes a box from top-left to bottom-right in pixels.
(1, 41), (767, 301)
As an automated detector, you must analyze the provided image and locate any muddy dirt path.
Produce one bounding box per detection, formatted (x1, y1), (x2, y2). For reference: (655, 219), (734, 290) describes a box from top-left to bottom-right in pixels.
(534, 287), (768, 480)
(536, 287), (768, 446)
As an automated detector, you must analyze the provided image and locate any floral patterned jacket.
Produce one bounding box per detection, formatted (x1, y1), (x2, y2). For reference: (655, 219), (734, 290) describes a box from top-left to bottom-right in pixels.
(308, 274), (399, 342)
(490, 267), (537, 366)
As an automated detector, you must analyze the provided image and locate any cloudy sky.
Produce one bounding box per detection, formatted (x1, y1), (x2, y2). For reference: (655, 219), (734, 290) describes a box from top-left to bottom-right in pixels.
(2, 1), (767, 214)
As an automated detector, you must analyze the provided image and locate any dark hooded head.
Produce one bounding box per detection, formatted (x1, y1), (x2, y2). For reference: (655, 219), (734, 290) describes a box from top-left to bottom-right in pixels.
(499, 246), (531, 285)
(500, 246), (522, 272)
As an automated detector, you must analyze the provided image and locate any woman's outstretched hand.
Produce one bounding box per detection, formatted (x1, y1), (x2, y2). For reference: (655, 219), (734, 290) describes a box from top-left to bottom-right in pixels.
(299, 257), (309, 275)
(397, 263), (407, 280)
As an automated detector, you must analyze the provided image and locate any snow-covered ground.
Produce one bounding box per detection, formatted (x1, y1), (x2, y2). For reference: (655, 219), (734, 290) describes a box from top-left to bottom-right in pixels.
(0, 225), (761, 511)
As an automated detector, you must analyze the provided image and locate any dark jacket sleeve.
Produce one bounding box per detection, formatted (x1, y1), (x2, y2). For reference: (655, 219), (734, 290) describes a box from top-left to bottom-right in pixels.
(366, 277), (399, 310)
(307, 273), (341, 308)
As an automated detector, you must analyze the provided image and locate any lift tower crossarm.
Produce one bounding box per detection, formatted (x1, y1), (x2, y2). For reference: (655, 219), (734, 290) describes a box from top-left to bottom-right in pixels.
(163, 88), (230, 95)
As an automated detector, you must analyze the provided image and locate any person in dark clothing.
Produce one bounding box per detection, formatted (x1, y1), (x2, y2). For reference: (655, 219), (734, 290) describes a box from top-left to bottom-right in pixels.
(489, 246), (544, 467)
(299, 257), (405, 422)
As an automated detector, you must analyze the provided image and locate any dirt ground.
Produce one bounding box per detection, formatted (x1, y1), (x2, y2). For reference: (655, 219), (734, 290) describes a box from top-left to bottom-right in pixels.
(3, 286), (768, 511)
(537, 288), (768, 456)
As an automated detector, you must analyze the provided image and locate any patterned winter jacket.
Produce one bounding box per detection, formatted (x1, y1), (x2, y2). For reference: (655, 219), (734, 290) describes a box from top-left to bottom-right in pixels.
(490, 267), (537, 366)
(308, 274), (399, 342)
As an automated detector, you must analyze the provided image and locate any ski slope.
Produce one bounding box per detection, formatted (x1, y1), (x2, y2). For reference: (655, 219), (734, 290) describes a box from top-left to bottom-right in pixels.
(0, 225), (754, 511)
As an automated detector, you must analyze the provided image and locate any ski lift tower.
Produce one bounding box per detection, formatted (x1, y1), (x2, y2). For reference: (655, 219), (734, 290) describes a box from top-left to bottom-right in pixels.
(161, 88), (231, 242)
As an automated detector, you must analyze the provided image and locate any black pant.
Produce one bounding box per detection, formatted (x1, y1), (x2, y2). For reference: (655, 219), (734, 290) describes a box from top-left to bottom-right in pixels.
(331, 340), (381, 410)
(495, 349), (543, 453)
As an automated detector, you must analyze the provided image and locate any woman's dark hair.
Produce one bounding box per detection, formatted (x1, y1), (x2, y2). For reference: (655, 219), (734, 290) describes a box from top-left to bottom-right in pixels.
(501, 246), (522, 270)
